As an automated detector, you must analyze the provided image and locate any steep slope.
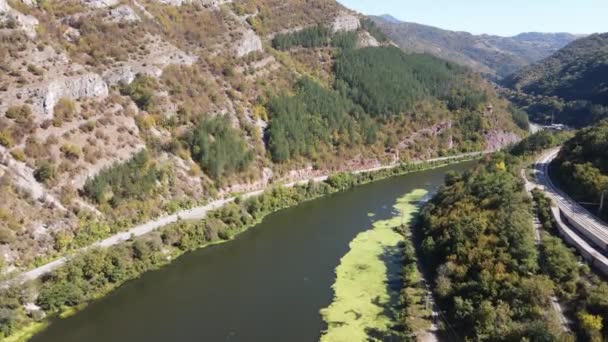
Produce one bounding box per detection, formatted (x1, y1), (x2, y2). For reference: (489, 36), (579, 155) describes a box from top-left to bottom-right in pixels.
(372, 15), (579, 78)
(505, 33), (608, 104)
(503, 33), (608, 126)
(0, 0), (522, 279)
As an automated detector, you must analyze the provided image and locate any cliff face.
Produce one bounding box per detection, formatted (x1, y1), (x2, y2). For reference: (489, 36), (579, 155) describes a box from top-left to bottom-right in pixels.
(0, 0), (521, 270)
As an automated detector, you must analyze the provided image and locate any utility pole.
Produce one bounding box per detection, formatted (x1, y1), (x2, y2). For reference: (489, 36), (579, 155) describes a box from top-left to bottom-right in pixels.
(600, 191), (606, 216)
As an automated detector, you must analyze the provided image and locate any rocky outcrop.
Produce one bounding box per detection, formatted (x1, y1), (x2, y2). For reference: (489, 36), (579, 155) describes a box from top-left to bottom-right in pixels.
(102, 66), (136, 86)
(43, 73), (109, 117)
(105, 5), (140, 23)
(484, 130), (520, 151)
(0, 0), (39, 38)
(357, 31), (379, 48)
(62, 26), (81, 42)
(332, 13), (359, 33)
(156, 0), (232, 7)
(81, 0), (120, 8)
(0, 147), (67, 211)
(234, 29), (263, 57)
(102, 35), (197, 86)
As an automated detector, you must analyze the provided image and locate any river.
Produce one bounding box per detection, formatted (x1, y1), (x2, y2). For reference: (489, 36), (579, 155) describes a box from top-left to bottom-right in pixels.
(31, 161), (475, 342)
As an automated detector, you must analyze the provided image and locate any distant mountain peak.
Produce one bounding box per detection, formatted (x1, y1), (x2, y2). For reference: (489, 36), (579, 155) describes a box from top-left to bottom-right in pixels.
(379, 14), (401, 24)
(371, 16), (580, 78)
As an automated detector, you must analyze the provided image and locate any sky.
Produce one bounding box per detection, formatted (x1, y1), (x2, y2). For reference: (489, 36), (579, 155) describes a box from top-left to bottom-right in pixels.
(337, 0), (608, 36)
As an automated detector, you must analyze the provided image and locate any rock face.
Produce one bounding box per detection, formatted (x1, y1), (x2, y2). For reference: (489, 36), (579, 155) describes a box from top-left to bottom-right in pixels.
(81, 0), (120, 8)
(102, 66), (136, 86)
(43, 73), (109, 117)
(102, 34), (197, 86)
(0, 0), (39, 38)
(357, 31), (379, 48)
(332, 13), (360, 33)
(234, 29), (263, 57)
(105, 5), (140, 23)
(484, 130), (520, 151)
(156, 0), (231, 7)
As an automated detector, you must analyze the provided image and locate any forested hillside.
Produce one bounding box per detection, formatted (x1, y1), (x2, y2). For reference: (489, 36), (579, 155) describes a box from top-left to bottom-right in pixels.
(371, 15), (579, 78)
(0, 0), (525, 297)
(504, 33), (608, 126)
(418, 150), (608, 340)
(552, 121), (608, 220)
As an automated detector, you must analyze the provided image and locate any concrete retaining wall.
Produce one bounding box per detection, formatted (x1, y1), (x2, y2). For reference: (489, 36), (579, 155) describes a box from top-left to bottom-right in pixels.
(551, 207), (608, 276)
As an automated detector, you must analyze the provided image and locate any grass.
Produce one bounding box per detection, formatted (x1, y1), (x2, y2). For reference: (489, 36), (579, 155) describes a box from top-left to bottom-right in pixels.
(320, 189), (428, 341)
(2, 322), (47, 342)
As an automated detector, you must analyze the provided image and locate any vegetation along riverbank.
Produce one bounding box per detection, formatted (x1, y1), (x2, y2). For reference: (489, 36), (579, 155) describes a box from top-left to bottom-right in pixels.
(0, 156), (478, 341)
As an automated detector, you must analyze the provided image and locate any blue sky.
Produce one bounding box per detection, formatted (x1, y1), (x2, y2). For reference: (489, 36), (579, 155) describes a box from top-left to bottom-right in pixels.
(337, 0), (608, 36)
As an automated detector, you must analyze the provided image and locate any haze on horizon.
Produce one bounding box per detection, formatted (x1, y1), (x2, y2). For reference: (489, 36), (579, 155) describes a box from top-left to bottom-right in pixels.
(338, 0), (608, 36)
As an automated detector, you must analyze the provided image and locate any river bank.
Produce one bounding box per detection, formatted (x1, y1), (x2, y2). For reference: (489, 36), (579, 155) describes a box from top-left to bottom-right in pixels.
(5, 156), (480, 342)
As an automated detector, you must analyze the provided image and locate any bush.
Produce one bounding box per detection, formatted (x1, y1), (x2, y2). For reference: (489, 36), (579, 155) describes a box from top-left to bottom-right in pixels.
(53, 98), (76, 124)
(9, 149), (25, 162)
(4, 105), (31, 120)
(60, 144), (82, 160)
(121, 75), (158, 111)
(0, 131), (12, 147)
(34, 161), (56, 184)
(36, 281), (85, 312)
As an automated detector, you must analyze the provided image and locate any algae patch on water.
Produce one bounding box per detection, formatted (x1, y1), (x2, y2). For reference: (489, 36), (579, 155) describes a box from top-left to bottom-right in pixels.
(319, 189), (428, 342)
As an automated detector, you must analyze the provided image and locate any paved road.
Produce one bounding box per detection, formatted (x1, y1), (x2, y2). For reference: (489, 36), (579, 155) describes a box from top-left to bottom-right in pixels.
(535, 149), (608, 252)
(6, 152), (486, 286)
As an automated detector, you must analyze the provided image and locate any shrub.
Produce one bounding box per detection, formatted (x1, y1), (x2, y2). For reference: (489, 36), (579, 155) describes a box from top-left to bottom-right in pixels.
(121, 75), (157, 111)
(34, 161), (56, 184)
(4, 105), (31, 120)
(9, 149), (26, 162)
(0, 131), (13, 147)
(53, 98), (76, 124)
(60, 144), (82, 160)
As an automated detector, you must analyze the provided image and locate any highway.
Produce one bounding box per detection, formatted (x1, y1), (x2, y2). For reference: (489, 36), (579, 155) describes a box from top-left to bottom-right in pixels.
(535, 149), (608, 253)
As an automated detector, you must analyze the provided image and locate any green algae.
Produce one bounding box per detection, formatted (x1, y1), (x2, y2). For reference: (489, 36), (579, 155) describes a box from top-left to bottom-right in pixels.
(320, 189), (428, 342)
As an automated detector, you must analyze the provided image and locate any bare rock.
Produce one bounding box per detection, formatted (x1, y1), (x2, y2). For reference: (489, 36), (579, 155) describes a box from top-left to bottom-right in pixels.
(234, 29), (263, 57)
(81, 0), (120, 8)
(63, 26), (81, 42)
(105, 5), (140, 23)
(0, 0), (39, 38)
(0, 146), (67, 211)
(332, 13), (359, 33)
(357, 31), (379, 48)
(102, 65), (136, 86)
(156, 0), (231, 7)
(484, 130), (520, 151)
(43, 73), (109, 117)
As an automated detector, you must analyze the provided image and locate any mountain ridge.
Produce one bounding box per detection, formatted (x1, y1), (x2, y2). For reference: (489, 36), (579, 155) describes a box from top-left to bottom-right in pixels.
(371, 14), (581, 78)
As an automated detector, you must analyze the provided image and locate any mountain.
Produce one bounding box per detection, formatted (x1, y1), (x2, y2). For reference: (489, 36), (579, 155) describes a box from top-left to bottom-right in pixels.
(371, 15), (580, 78)
(503, 33), (608, 126)
(0, 0), (527, 336)
(504, 33), (608, 104)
